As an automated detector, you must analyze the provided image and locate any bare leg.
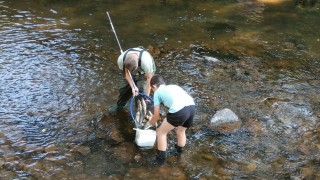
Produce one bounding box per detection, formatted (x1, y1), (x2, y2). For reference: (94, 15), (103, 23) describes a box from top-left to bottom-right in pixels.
(175, 126), (187, 147)
(156, 118), (175, 151)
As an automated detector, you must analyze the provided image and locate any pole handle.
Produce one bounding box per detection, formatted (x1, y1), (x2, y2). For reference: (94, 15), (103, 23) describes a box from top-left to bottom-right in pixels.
(128, 70), (138, 92)
(106, 11), (123, 54)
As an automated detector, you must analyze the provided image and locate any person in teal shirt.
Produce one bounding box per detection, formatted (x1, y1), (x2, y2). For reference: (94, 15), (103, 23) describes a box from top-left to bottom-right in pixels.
(146, 75), (195, 164)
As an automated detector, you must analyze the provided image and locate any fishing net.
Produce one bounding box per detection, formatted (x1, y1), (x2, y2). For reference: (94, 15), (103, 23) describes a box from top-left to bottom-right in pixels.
(129, 93), (154, 129)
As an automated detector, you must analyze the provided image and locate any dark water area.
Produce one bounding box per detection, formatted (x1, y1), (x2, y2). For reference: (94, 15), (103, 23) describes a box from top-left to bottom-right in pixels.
(0, 0), (319, 179)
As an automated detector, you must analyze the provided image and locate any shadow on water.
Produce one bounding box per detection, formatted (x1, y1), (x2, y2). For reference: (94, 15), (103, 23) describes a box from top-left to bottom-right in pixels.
(0, 0), (320, 179)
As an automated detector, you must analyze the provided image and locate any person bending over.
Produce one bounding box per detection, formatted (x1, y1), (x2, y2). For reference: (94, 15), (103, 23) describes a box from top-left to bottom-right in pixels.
(146, 75), (195, 164)
(109, 47), (156, 113)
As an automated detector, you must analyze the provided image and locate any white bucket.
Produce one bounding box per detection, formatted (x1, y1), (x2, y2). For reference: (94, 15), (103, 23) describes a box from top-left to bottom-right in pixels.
(134, 128), (156, 148)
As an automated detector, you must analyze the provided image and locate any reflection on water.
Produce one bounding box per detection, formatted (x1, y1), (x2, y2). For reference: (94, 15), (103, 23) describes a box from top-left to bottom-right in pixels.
(0, 0), (319, 179)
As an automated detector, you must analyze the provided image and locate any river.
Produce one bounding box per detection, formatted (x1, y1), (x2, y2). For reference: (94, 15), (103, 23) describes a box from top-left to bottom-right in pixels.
(0, 0), (319, 179)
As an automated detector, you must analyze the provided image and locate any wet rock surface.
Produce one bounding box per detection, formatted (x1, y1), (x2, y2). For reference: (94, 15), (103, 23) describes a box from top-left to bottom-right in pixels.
(210, 108), (242, 133)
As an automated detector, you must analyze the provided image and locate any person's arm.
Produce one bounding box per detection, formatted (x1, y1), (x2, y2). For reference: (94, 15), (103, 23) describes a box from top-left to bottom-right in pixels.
(125, 69), (139, 96)
(148, 105), (161, 125)
(144, 72), (153, 96)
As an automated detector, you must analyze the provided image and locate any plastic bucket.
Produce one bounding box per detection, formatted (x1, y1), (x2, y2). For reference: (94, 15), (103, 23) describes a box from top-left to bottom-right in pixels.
(134, 128), (156, 148)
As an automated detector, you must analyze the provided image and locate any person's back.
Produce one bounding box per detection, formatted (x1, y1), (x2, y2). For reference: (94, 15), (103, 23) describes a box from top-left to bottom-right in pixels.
(117, 47), (156, 75)
(153, 84), (194, 113)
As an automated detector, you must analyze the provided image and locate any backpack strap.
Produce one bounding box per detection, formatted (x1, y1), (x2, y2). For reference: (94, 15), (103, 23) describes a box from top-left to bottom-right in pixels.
(137, 49), (144, 73)
(122, 48), (133, 75)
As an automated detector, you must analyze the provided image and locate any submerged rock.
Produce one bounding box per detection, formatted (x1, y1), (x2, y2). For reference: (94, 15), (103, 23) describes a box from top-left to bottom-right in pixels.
(113, 142), (135, 163)
(72, 146), (91, 156)
(209, 108), (241, 133)
(45, 144), (57, 153)
(246, 162), (257, 172)
(242, 118), (266, 135)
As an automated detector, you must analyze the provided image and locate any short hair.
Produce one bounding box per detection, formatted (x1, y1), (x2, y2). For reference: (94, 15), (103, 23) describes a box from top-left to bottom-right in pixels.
(124, 54), (138, 72)
(150, 75), (166, 87)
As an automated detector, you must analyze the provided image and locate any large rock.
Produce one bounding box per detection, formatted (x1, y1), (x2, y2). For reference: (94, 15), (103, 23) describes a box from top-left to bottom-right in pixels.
(210, 108), (241, 133)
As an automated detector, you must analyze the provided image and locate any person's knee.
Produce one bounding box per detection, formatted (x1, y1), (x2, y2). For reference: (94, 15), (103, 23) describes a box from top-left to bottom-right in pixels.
(156, 125), (171, 135)
(156, 131), (167, 139)
(176, 127), (187, 134)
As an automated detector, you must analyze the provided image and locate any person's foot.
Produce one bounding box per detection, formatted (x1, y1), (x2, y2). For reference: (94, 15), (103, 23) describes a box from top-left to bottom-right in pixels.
(147, 150), (167, 165)
(108, 105), (126, 114)
(175, 144), (184, 154)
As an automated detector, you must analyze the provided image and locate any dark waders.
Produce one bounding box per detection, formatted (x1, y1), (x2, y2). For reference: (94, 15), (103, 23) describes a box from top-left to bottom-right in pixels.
(117, 73), (145, 107)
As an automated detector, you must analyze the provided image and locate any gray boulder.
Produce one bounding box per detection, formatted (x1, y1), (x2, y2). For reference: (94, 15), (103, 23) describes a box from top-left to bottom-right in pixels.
(210, 108), (241, 133)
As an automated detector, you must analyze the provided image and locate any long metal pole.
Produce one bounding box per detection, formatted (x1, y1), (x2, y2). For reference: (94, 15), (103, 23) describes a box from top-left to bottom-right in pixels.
(128, 70), (138, 93)
(106, 11), (123, 54)
(107, 12), (138, 94)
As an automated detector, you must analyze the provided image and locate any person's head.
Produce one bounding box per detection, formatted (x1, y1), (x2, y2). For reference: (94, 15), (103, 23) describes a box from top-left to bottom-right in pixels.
(150, 75), (165, 91)
(124, 53), (138, 72)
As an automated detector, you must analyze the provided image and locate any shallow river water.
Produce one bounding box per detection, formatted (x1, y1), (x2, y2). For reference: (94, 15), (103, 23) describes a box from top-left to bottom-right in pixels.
(0, 0), (319, 179)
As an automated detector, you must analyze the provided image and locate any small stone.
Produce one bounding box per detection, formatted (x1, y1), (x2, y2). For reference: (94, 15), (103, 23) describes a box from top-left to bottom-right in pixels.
(134, 154), (142, 162)
(246, 163), (257, 172)
(298, 144), (310, 155)
(72, 146), (91, 156)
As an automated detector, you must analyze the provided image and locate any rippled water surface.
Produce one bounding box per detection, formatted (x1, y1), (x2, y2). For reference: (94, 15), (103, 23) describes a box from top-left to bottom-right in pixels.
(1, 0), (319, 179)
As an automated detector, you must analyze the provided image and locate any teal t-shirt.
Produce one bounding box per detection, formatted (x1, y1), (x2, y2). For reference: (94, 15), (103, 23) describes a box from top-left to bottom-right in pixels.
(153, 85), (195, 113)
